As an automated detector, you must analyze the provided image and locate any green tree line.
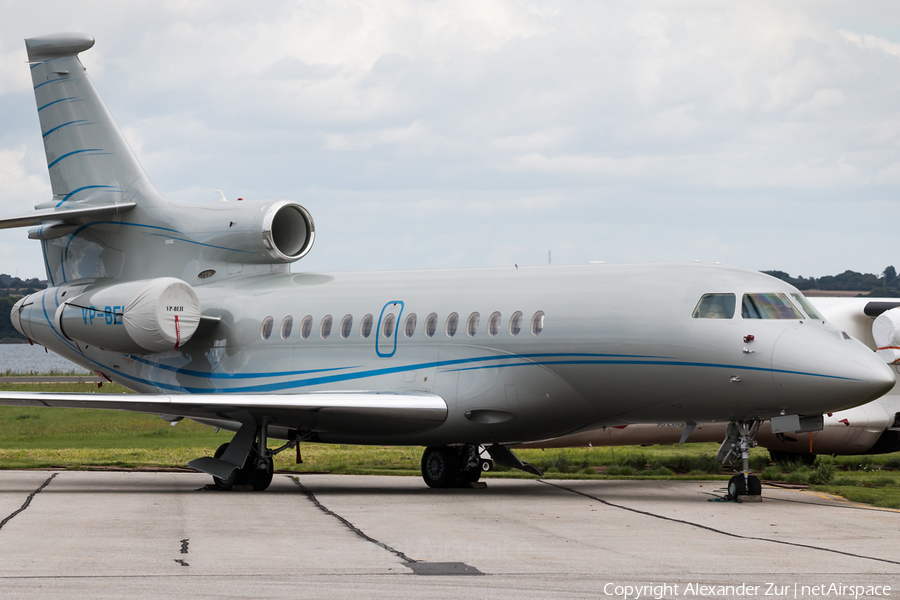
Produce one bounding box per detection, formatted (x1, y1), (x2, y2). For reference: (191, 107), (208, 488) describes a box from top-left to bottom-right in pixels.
(764, 266), (900, 297)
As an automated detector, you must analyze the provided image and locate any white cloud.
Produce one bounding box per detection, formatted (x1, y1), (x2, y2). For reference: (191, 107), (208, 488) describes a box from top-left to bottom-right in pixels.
(0, 146), (51, 211)
(840, 29), (900, 58)
(1, 1), (900, 279)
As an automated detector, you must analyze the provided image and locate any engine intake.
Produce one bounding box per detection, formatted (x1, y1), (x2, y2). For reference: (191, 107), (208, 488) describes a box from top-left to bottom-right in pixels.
(183, 199), (315, 265)
(261, 201), (315, 261)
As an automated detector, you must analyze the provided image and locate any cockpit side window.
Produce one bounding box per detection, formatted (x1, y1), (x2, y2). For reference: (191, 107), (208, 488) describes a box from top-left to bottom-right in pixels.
(741, 293), (804, 319)
(692, 293), (736, 319)
(790, 293), (825, 320)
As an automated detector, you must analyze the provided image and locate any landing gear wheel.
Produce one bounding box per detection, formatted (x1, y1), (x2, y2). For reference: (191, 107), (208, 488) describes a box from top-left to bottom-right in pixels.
(212, 443), (250, 491)
(747, 475), (762, 496)
(421, 446), (461, 488)
(480, 459), (494, 472)
(247, 456), (274, 492)
(456, 466), (483, 487)
(727, 474), (746, 499)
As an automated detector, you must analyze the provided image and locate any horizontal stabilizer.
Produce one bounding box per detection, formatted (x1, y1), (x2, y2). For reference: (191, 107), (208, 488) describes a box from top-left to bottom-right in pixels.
(0, 201), (135, 230)
(0, 390), (448, 436)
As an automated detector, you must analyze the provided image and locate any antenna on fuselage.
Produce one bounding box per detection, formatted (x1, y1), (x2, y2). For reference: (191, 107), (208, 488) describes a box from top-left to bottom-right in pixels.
(213, 190), (227, 202)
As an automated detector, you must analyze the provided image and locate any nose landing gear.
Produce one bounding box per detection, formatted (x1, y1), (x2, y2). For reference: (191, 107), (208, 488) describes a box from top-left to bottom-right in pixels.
(718, 420), (763, 500)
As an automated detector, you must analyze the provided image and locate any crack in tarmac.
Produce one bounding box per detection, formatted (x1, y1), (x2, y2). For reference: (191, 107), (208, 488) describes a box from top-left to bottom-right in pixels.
(539, 479), (900, 566)
(290, 476), (417, 563)
(0, 472), (57, 532)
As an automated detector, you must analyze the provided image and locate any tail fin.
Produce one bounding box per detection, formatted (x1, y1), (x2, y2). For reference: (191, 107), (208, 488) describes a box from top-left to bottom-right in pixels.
(26, 33), (159, 209)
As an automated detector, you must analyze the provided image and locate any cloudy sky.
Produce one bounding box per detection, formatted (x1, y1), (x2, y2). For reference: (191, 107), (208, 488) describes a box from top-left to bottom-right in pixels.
(1, 1), (899, 280)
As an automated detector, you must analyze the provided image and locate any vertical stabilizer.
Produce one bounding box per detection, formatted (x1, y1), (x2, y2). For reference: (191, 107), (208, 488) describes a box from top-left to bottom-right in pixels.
(26, 33), (160, 210)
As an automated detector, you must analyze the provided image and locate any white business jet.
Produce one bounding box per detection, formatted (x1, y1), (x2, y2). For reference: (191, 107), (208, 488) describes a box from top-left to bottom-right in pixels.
(0, 33), (893, 498)
(520, 299), (900, 464)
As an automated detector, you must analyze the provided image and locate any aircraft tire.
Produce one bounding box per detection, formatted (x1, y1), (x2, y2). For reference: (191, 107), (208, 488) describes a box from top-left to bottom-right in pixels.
(248, 457), (274, 492)
(421, 446), (461, 488)
(727, 474), (746, 498)
(481, 459), (494, 472)
(455, 465), (483, 487)
(747, 475), (762, 496)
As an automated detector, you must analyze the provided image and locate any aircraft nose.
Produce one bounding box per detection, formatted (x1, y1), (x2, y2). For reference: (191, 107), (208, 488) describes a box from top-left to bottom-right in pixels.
(772, 325), (896, 414)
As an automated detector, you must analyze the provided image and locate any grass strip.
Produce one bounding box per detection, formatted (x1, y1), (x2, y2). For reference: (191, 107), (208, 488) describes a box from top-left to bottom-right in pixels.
(0, 381), (899, 508)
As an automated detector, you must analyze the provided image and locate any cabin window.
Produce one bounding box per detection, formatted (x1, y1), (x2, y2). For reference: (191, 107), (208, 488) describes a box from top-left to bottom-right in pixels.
(488, 311), (501, 336)
(446, 312), (459, 337)
(509, 311), (523, 336)
(320, 315), (333, 339)
(467, 312), (480, 337)
(790, 293), (825, 320)
(261, 316), (274, 340)
(531, 311), (545, 336)
(300, 315), (313, 339)
(340, 314), (353, 339)
(424, 313), (438, 338)
(382, 313), (396, 338)
(741, 293), (804, 319)
(280, 316), (293, 339)
(404, 313), (417, 337)
(360, 314), (373, 338)
(692, 293), (736, 319)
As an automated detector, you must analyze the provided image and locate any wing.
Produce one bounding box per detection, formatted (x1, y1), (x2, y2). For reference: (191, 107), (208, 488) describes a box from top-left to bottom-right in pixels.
(0, 390), (447, 437)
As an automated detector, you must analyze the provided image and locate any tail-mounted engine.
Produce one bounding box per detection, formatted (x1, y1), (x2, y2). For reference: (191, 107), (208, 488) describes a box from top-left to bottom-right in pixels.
(54, 278), (201, 354)
(184, 200), (315, 265)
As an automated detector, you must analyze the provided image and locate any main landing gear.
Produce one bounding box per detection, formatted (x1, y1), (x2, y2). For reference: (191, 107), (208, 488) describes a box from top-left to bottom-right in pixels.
(212, 441), (274, 492)
(717, 420), (763, 500)
(190, 416), (301, 492)
(421, 446), (483, 488)
(421, 445), (543, 488)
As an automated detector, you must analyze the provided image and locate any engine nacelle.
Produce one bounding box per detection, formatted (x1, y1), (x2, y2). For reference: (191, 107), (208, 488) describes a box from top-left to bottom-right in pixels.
(873, 306), (900, 364)
(184, 200), (315, 264)
(55, 278), (201, 354)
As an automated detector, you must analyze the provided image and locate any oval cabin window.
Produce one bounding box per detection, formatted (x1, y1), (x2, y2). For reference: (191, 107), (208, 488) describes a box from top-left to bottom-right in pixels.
(424, 313), (438, 338)
(320, 315), (333, 339)
(531, 311), (544, 336)
(260, 316), (274, 340)
(280, 316), (293, 339)
(360, 314), (373, 338)
(340, 314), (353, 339)
(404, 313), (417, 337)
(300, 315), (313, 339)
(509, 311), (523, 336)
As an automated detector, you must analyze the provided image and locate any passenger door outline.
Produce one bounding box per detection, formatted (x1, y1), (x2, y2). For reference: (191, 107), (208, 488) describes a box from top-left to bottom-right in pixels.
(375, 300), (404, 358)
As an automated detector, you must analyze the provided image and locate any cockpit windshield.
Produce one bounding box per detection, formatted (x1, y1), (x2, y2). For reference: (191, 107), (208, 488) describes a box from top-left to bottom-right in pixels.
(790, 293), (825, 320)
(692, 293), (735, 319)
(741, 293), (804, 319)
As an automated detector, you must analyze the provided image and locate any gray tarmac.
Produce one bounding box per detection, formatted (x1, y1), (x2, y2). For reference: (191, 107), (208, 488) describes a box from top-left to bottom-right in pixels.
(0, 471), (898, 599)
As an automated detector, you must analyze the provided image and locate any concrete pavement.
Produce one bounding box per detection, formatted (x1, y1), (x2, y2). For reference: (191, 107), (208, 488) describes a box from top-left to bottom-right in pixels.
(0, 471), (897, 599)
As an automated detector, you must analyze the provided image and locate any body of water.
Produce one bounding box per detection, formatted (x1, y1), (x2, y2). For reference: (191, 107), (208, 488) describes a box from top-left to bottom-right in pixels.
(0, 343), (88, 374)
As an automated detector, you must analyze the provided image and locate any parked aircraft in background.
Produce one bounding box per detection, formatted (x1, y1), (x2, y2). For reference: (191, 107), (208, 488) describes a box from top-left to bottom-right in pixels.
(521, 298), (900, 464)
(0, 33), (894, 499)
